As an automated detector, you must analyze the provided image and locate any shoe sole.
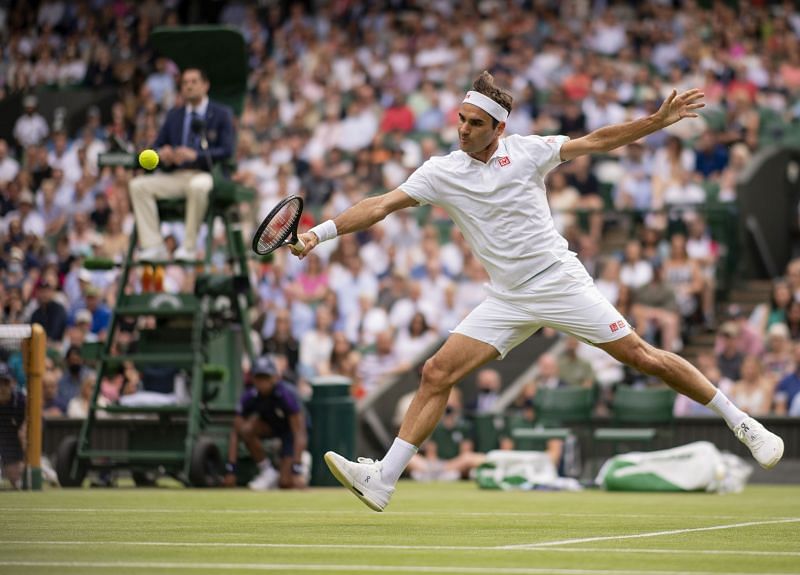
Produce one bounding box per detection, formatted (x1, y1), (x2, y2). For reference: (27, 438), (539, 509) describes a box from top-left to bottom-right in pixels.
(760, 436), (784, 470)
(324, 452), (384, 512)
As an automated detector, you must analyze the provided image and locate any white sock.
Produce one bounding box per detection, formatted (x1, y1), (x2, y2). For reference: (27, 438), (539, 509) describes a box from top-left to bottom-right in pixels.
(705, 389), (748, 429)
(257, 459), (273, 472)
(381, 437), (418, 485)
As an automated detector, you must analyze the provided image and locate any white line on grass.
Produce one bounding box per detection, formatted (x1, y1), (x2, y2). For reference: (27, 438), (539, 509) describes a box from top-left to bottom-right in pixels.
(500, 518), (800, 549)
(0, 507), (778, 520)
(0, 561), (797, 575)
(5, 540), (800, 558)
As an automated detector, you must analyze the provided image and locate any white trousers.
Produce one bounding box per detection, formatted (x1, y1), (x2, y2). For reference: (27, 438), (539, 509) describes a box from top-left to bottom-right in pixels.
(129, 170), (213, 250)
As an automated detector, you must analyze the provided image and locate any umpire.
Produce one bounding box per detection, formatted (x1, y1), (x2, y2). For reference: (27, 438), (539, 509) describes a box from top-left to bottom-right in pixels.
(129, 67), (235, 262)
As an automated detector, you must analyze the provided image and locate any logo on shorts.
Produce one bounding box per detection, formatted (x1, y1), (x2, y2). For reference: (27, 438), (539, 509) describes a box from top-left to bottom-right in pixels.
(498, 156), (511, 167)
(609, 320), (627, 333)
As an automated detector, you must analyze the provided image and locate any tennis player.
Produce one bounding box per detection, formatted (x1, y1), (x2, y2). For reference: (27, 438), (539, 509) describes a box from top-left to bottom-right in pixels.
(293, 72), (784, 511)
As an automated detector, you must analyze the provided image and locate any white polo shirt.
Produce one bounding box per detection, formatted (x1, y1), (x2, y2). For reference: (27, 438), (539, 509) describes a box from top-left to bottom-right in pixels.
(400, 134), (571, 291)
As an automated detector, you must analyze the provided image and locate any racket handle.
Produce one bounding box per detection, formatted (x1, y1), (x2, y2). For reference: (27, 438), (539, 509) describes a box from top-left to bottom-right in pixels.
(291, 236), (306, 252)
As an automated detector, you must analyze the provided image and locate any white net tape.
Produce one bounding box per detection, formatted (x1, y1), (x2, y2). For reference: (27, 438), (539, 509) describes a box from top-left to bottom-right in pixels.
(0, 325), (31, 351)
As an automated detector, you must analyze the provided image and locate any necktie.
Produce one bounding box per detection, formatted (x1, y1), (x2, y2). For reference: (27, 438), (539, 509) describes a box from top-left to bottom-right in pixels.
(182, 110), (201, 147)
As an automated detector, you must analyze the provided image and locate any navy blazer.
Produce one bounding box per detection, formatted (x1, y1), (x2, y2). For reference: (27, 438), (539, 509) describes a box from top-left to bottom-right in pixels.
(153, 99), (235, 172)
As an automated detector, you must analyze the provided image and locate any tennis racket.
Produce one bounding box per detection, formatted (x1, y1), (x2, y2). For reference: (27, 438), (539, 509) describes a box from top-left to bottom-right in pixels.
(251, 195), (306, 256)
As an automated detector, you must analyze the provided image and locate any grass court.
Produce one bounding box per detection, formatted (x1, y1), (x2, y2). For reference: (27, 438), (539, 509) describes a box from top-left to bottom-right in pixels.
(1, 482), (799, 574)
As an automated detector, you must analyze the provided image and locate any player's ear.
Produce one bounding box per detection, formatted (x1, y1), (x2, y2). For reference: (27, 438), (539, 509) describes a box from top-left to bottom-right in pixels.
(496, 121), (506, 136)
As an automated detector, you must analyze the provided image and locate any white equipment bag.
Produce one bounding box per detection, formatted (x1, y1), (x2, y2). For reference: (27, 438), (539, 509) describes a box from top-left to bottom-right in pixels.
(476, 450), (581, 491)
(596, 441), (753, 493)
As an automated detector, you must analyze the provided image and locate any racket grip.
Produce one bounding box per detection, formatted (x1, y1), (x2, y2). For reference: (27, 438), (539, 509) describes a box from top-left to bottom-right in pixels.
(291, 237), (306, 252)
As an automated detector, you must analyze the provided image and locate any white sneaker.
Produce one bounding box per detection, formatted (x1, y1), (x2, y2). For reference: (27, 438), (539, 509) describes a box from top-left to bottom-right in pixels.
(138, 244), (168, 261)
(734, 417), (784, 469)
(248, 464), (279, 491)
(324, 451), (394, 512)
(173, 247), (197, 261)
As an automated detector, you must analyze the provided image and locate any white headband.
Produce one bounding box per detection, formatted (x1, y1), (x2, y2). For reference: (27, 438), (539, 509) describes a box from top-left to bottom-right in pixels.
(462, 90), (509, 123)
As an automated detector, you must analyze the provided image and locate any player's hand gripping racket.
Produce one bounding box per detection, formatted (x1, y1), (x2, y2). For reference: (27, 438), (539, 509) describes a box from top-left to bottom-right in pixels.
(251, 195), (306, 256)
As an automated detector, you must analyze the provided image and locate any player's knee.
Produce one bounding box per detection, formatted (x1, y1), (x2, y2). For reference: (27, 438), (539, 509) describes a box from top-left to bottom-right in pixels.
(629, 346), (666, 376)
(420, 357), (456, 394)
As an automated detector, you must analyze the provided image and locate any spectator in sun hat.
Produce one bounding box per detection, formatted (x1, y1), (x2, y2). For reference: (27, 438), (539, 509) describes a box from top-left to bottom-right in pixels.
(61, 308), (98, 351)
(13, 94), (49, 149)
(762, 322), (793, 382)
(80, 284), (111, 337)
(714, 304), (763, 357)
(4, 189), (45, 239)
(75, 308), (97, 340)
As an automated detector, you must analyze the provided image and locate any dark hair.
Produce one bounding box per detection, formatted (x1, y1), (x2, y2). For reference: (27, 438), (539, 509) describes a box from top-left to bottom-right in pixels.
(182, 67), (209, 83)
(410, 312), (429, 335)
(472, 71), (513, 127)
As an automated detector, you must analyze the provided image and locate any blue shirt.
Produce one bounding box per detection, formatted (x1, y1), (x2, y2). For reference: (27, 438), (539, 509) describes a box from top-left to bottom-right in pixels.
(91, 305), (111, 335)
(695, 145), (729, 178)
(776, 372), (800, 410)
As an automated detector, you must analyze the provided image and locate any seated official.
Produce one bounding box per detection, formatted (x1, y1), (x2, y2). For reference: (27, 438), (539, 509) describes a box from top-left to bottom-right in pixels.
(226, 356), (308, 490)
(129, 67), (234, 261)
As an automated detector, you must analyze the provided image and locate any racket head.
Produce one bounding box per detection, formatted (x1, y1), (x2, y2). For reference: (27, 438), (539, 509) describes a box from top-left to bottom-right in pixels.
(252, 195), (304, 256)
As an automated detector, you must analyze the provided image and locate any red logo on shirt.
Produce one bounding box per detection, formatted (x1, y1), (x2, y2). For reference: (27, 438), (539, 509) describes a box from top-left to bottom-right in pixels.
(609, 320), (627, 333)
(498, 156), (511, 167)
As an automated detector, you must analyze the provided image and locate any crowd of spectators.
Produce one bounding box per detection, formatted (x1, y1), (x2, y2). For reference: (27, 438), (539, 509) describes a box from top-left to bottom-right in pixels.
(0, 0), (799, 427)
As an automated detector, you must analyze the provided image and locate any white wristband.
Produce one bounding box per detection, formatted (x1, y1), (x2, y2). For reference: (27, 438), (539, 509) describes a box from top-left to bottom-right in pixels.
(309, 219), (338, 243)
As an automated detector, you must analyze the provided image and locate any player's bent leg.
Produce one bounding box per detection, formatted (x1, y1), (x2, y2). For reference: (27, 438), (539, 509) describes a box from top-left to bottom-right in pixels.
(597, 332), (715, 403)
(596, 332), (784, 469)
(325, 333), (499, 511)
(400, 333), (500, 446)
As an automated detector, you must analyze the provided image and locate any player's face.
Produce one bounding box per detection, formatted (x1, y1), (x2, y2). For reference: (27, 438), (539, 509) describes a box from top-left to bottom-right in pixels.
(458, 103), (503, 154)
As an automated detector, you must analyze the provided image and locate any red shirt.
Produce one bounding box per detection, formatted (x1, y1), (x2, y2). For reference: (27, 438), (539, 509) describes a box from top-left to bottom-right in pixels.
(380, 105), (415, 133)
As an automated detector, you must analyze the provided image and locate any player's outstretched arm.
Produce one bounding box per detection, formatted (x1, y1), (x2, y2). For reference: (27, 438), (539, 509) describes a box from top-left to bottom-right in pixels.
(293, 188), (418, 259)
(560, 88), (705, 162)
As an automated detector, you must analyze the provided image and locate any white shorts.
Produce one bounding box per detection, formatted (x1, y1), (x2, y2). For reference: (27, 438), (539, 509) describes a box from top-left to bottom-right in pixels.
(452, 258), (632, 359)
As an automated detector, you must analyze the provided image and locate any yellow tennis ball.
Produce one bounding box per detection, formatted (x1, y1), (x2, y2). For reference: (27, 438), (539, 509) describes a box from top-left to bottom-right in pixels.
(139, 149), (159, 170)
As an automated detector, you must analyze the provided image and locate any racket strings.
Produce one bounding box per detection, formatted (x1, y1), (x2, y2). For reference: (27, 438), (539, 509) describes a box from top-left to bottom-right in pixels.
(257, 201), (301, 253)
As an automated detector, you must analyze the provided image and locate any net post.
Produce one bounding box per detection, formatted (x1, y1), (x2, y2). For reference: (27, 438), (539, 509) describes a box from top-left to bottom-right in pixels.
(24, 324), (44, 491)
